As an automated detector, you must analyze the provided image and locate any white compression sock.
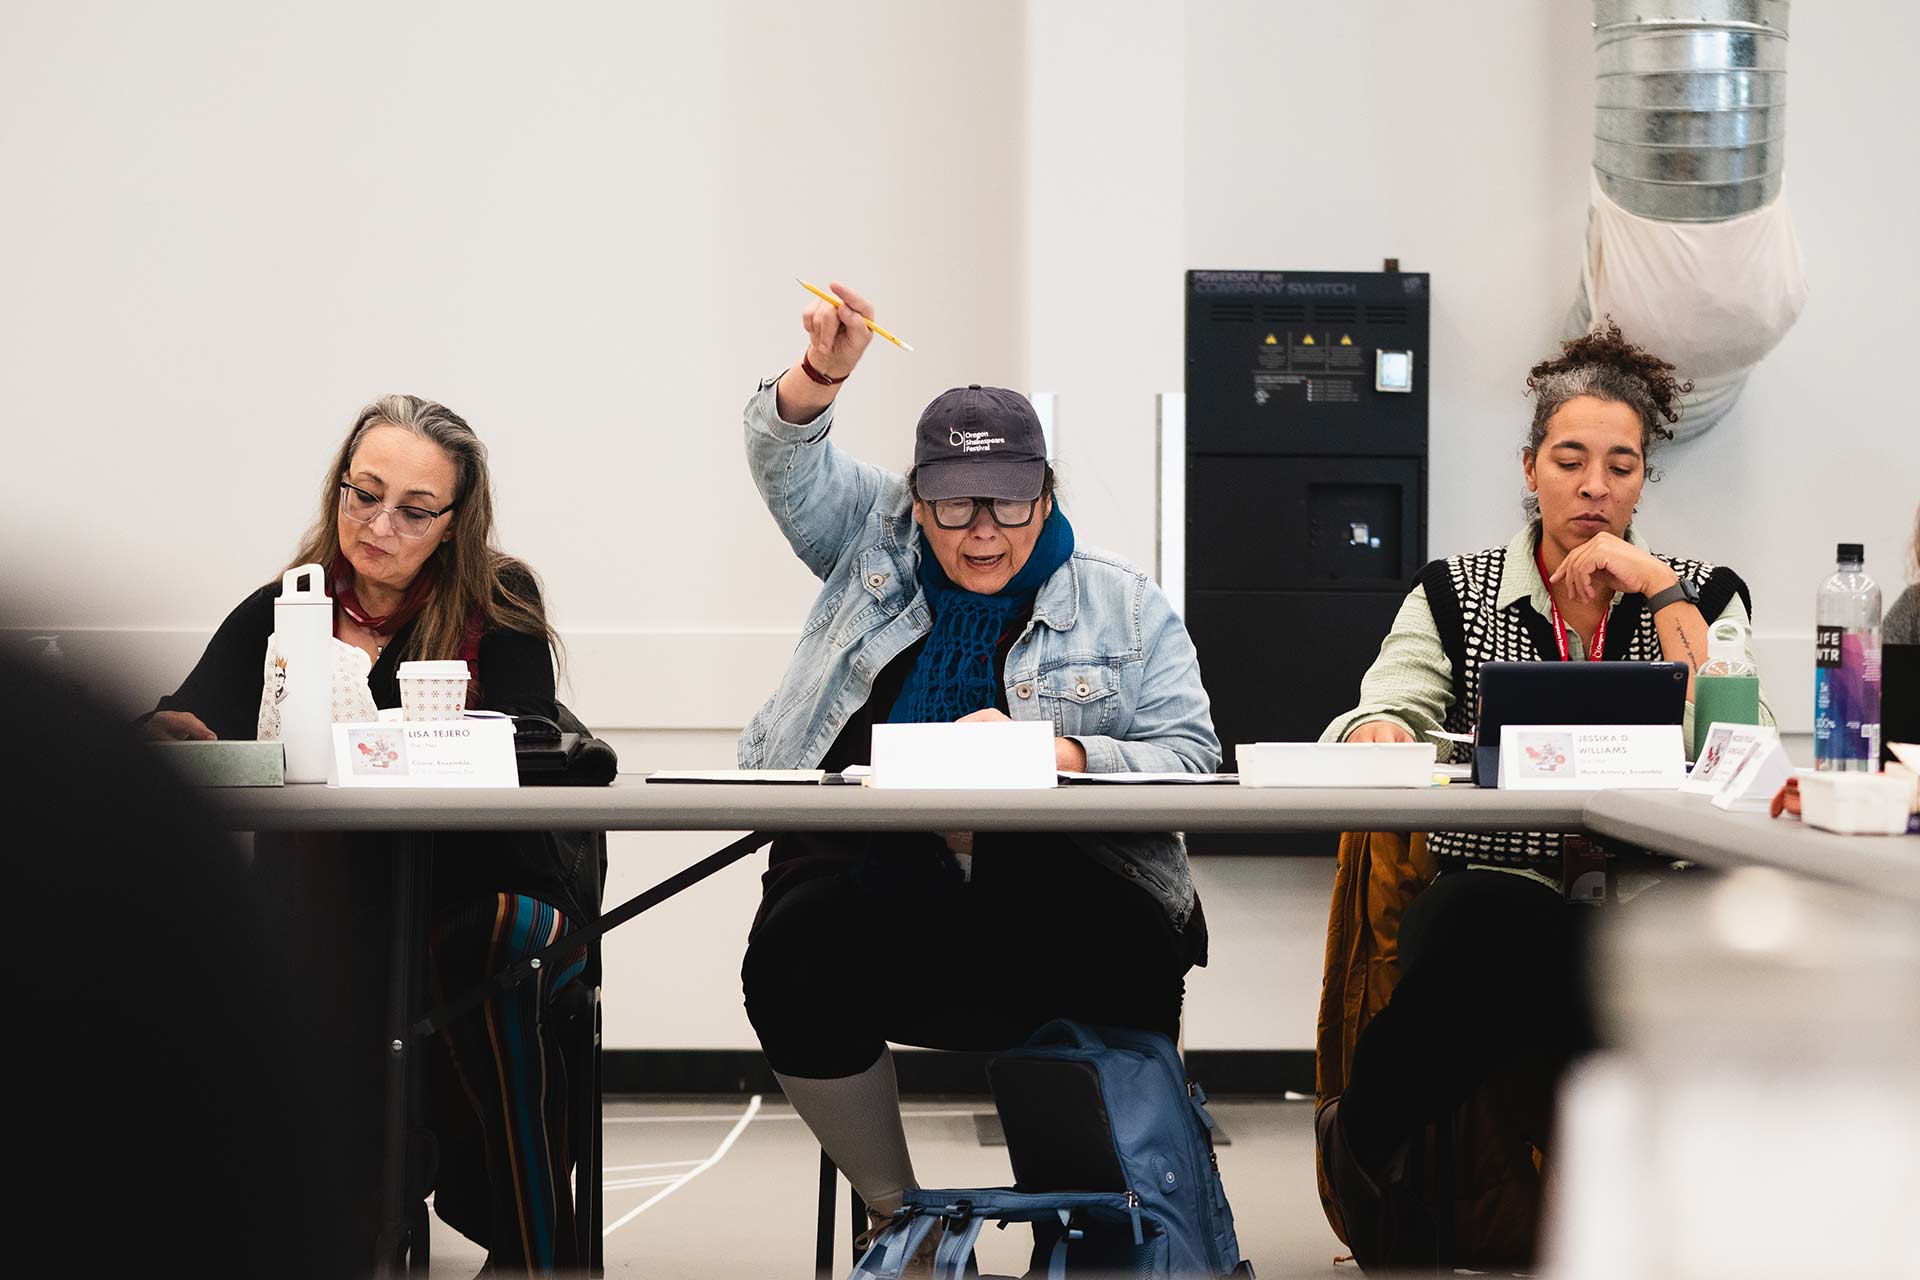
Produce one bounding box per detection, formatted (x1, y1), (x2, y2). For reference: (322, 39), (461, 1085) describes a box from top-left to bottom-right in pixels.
(775, 1048), (918, 1214)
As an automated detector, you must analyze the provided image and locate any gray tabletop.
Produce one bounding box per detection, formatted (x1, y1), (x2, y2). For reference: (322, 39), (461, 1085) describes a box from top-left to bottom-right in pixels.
(204, 778), (1920, 904)
(205, 776), (1592, 834)
(1583, 789), (1920, 903)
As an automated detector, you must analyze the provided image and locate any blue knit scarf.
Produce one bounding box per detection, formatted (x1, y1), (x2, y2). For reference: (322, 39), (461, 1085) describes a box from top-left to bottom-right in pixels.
(888, 506), (1076, 725)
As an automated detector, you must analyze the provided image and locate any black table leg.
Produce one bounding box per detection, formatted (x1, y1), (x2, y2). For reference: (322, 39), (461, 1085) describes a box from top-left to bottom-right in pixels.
(1434, 1106), (1456, 1274)
(589, 992), (606, 1278)
(408, 839), (434, 1274)
(816, 1149), (838, 1278)
(374, 834), (423, 1278)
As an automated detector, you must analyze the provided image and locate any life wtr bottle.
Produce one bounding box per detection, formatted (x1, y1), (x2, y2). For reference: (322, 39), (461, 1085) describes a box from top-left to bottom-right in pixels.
(1813, 542), (1882, 771)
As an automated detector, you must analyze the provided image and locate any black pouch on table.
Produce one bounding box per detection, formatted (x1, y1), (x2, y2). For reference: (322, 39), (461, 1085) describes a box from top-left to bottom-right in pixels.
(513, 703), (618, 786)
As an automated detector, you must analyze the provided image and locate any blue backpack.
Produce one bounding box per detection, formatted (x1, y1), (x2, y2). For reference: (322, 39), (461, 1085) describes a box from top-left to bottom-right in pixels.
(852, 1020), (1253, 1279)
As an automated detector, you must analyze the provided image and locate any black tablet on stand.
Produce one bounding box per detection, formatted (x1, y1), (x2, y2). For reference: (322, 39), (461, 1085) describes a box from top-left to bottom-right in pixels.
(1473, 661), (1691, 786)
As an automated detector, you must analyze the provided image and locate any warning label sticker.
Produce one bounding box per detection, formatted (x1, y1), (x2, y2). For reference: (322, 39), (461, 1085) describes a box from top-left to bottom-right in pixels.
(1249, 331), (1366, 409)
(1253, 372), (1308, 407)
(1308, 378), (1360, 404)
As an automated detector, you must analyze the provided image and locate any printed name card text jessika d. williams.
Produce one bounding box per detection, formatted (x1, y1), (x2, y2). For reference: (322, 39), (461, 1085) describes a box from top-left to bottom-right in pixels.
(1498, 724), (1687, 791)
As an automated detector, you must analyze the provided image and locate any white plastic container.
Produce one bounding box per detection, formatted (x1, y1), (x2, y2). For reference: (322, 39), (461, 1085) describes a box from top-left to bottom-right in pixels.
(1237, 741), (1437, 789)
(1797, 771), (1914, 836)
(397, 660), (471, 721)
(274, 564), (334, 783)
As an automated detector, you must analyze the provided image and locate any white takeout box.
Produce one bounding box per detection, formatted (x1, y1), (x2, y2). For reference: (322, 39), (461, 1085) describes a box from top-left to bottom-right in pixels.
(1798, 771), (1915, 836)
(1237, 741), (1437, 789)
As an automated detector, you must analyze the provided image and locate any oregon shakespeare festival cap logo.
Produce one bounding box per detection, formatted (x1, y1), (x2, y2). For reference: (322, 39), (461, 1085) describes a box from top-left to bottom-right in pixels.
(913, 386), (1047, 500)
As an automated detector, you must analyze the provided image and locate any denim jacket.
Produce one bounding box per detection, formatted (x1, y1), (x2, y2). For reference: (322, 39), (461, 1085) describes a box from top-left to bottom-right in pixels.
(738, 379), (1220, 936)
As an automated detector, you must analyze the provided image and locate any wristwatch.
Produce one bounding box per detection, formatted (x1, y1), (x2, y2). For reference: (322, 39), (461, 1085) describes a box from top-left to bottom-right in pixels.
(1645, 577), (1701, 615)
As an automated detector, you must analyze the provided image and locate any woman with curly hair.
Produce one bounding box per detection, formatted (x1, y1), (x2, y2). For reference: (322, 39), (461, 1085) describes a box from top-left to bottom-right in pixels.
(1313, 324), (1774, 1270)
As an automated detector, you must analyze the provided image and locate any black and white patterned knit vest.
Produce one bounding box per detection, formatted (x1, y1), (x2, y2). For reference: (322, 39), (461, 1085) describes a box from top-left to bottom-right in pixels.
(1416, 528), (1751, 877)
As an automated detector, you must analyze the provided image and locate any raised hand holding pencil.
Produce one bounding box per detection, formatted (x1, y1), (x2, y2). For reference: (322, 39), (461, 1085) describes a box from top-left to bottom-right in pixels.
(796, 278), (914, 352)
(777, 279), (893, 422)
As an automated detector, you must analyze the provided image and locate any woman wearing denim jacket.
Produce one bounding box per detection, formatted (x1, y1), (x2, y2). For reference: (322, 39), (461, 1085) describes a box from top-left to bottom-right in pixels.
(738, 283), (1220, 1248)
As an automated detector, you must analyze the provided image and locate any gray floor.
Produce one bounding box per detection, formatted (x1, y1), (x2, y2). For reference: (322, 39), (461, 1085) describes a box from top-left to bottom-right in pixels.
(427, 1096), (1349, 1278)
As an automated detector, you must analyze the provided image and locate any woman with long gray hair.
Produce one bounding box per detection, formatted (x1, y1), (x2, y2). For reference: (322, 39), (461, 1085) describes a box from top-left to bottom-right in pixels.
(1313, 324), (1775, 1271)
(145, 395), (590, 1275)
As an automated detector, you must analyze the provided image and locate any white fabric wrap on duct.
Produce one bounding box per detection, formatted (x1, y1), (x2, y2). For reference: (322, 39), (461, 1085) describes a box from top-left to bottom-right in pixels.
(1571, 173), (1808, 440)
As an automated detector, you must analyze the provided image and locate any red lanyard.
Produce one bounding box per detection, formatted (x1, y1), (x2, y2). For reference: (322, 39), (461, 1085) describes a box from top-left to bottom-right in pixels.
(1535, 540), (1608, 662)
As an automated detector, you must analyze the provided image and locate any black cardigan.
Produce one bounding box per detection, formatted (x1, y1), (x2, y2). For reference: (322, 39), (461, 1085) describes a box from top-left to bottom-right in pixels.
(153, 573), (595, 920)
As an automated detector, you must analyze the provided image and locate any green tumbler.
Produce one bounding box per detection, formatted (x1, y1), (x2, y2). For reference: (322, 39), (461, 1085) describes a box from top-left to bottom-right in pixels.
(1693, 673), (1762, 758)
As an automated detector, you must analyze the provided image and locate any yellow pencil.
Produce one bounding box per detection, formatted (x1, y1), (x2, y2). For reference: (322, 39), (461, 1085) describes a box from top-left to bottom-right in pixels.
(795, 278), (915, 352)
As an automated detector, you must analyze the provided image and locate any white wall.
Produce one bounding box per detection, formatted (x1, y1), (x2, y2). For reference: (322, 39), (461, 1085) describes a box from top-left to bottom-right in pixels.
(5, 2), (1914, 1055)
(0, 0), (1031, 1055)
(1023, 0), (1185, 571)
(0, 0), (1027, 728)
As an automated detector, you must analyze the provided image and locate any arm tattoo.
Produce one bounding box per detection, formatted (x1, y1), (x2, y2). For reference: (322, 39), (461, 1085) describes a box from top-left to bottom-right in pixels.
(1675, 625), (1700, 673)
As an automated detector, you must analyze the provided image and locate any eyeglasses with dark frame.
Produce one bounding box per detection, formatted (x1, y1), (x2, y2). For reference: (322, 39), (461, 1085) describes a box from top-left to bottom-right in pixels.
(337, 480), (456, 539)
(927, 496), (1038, 530)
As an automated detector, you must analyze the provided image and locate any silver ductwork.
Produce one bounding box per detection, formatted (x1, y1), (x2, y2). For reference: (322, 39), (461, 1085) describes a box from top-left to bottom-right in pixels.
(1570, 0), (1806, 441)
(1593, 0), (1789, 221)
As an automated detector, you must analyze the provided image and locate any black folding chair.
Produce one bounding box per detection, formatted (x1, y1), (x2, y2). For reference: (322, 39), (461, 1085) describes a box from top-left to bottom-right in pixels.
(815, 1152), (870, 1278)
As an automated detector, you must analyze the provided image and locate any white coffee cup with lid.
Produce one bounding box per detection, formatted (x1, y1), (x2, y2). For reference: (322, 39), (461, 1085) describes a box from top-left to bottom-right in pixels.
(397, 660), (471, 722)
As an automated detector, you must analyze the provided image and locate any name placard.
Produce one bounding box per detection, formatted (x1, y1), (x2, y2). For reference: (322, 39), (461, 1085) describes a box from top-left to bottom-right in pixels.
(1710, 736), (1794, 813)
(870, 720), (1057, 790)
(1682, 722), (1779, 797)
(1498, 724), (1686, 791)
(330, 718), (518, 788)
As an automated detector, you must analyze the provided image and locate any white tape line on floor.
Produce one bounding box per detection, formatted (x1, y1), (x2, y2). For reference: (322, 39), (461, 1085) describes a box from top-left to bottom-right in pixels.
(604, 1107), (981, 1125)
(602, 1094), (763, 1237)
(604, 1158), (705, 1173)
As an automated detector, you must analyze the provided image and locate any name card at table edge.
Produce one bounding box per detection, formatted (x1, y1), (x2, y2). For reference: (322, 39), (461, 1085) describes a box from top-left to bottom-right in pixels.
(870, 721), (1056, 790)
(1681, 721), (1780, 797)
(330, 718), (518, 788)
(1711, 736), (1794, 813)
(1498, 724), (1686, 791)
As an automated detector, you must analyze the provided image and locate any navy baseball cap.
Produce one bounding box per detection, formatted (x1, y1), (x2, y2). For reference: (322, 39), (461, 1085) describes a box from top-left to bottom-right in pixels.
(912, 385), (1047, 501)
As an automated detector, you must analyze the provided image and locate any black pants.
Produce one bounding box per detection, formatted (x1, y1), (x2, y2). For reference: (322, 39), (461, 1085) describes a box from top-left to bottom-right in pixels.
(1338, 868), (1599, 1171)
(743, 833), (1189, 1079)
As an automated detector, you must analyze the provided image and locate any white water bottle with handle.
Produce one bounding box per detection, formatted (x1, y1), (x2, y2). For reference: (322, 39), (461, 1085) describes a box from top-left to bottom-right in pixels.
(275, 563), (335, 783)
